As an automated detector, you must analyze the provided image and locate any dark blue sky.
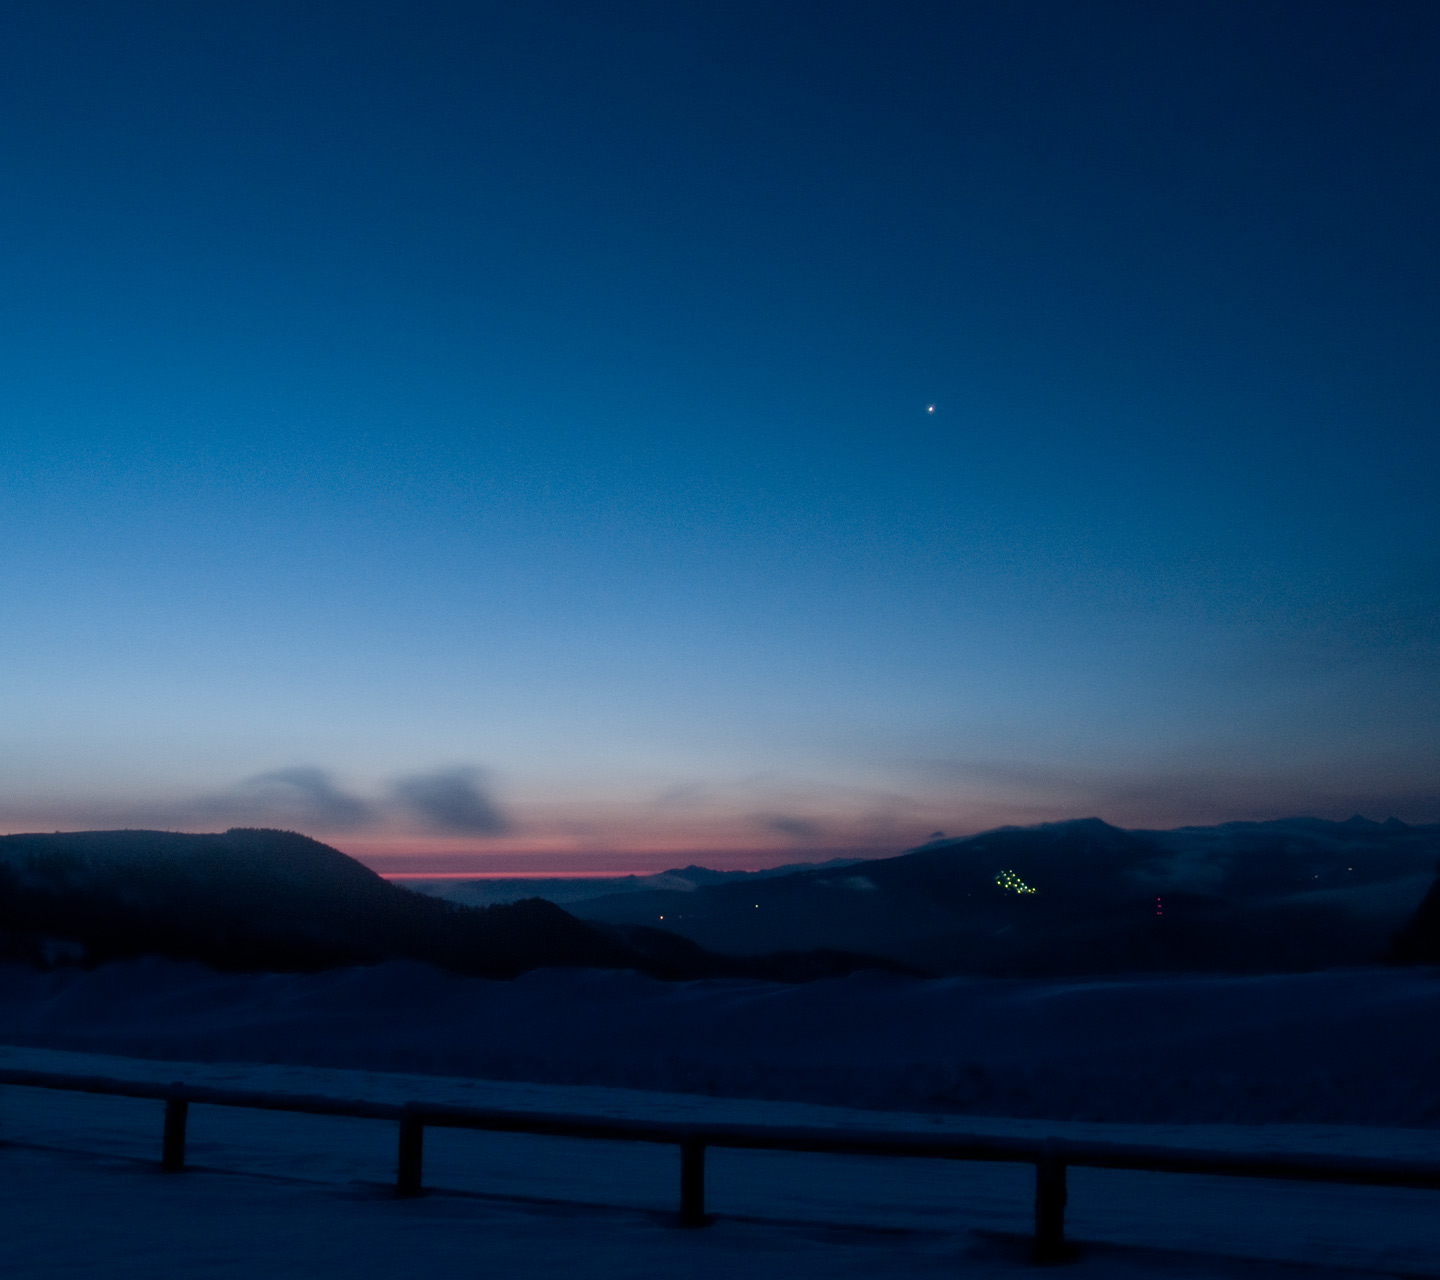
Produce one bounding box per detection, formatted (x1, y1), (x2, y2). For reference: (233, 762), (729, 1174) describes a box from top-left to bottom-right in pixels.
(2, 1), (1437, 867)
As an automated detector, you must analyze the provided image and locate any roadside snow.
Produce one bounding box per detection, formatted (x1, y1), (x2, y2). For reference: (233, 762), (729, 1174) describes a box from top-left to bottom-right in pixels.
(3, 960), (1440, 1126)
(7, 962), (1440, 1274)
(4, 1044), (1440, 1278)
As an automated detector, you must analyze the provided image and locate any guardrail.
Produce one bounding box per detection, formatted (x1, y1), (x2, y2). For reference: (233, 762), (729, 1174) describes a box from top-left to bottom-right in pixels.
(4, 1065), (1440, 1263)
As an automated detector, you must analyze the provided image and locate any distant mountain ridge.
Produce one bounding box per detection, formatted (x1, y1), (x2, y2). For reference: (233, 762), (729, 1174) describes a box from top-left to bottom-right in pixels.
(0, 829), (898, 982)
(8, 819), (1437, 981)
(568, 816), (1440, 976)
(406, 856), (868, 908)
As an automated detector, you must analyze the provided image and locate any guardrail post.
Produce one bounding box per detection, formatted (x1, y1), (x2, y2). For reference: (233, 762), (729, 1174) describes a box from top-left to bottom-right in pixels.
(162, 1096), (188, 1172)
(678, 1137), (706, 1227)
(396, 1114), (424, 1197)
(1034, 1143), (1067, 1263)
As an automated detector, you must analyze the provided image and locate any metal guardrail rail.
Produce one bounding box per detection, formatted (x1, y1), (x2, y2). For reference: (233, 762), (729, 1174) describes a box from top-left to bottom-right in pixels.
(4, 1065), (1440, 1263)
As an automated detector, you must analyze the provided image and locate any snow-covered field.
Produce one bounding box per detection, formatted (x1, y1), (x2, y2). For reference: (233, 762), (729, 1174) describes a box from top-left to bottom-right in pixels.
(4, 960), (1440, 1125)
(4, 1044), (1440, 1277)
(5, 961), (1440, 1275)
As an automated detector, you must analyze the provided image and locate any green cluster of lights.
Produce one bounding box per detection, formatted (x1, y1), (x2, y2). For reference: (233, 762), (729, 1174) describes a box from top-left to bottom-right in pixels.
(994, 869), (1037, 895)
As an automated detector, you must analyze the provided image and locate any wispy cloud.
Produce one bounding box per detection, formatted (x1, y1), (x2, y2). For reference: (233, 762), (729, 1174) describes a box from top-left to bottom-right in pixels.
(758, 814), (824, 839)
(908, 755), (1440, 829)
(240, 767), (376, 828)
(0, 763), (516, 839)
(392, 767), (510, 835)
(652, 783), (706, 809)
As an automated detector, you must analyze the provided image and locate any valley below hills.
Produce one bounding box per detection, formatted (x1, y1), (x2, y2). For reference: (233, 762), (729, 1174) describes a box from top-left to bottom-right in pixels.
(421, 816), (1440, 977)
(4, 817), (1440, 982)
(0, 829), (891, 983)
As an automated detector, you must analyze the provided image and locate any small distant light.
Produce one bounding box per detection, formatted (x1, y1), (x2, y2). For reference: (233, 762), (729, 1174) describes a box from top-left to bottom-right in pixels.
(926, 404), (935, 413)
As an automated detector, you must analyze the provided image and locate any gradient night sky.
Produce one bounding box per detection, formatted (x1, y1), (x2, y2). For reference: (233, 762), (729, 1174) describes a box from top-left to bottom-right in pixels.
(2, 2), (1438, 871)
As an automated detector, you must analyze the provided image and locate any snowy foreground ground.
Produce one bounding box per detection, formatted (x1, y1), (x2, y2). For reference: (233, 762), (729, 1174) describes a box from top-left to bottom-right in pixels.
(5, 1044), (1440, 1278)
(6, 960), (1440, 1124)
(5, 962), (1440, 1276)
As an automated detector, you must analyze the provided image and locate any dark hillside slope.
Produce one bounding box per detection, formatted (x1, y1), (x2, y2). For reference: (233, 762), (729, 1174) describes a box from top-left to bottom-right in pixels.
(1390, 871), (1440, 964)
(0, 829), (896, 981)
(575, 817), (1440, 976)
(0, 829), (637, 976)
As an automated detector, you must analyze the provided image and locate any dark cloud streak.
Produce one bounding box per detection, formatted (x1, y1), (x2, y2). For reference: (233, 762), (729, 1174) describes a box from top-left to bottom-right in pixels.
(392, 768), (510, 835)
(243, 767), (376, 828)
(760, 814), (825, 839)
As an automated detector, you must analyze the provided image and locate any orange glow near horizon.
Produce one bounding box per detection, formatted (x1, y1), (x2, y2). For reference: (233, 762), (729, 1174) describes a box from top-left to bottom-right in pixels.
(382, 869), (653, 880)
(331, 817), (908, 876)
(350, 842), (892, 877)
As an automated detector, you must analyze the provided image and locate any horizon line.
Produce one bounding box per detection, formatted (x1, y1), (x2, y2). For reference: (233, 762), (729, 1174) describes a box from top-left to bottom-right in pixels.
(382, 870), (652, 881)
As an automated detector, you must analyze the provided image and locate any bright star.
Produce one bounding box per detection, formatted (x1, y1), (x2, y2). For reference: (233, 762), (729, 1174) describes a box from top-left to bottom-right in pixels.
(926, 404), (935, 413)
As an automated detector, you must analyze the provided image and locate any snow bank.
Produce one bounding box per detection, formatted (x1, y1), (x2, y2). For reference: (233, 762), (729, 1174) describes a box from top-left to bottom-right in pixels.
(7, 1040), (1440, 1278)
(3, 961), (1440, 1127)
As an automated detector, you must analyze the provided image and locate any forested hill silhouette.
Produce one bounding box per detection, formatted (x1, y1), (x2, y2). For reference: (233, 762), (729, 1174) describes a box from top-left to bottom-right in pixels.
(1389, 866), (1440, 964)
(573, 816), (1440, 976)
(0, 829), (896, 981)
